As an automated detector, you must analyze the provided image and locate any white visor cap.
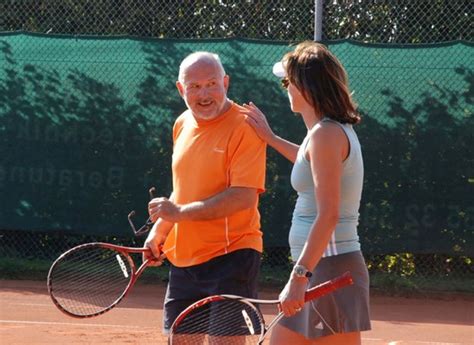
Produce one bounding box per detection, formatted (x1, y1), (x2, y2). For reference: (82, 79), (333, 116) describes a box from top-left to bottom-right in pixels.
(272, 61), (286, 77)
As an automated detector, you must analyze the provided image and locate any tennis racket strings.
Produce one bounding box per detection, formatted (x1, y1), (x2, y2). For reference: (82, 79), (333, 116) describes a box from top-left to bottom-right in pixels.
(171, 298), (264, 344)
(48, 245), (133, 317)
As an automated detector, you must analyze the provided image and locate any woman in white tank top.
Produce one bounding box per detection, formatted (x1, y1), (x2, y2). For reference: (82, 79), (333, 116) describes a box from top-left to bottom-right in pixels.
(243, 41), (371, 345)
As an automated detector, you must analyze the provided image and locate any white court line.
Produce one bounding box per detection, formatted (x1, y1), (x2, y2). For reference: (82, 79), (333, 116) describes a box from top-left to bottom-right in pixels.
(0, 320), (154, 329)
(384, 340), (461, 345)
(412, 342), (462, 345)
(362, 338), (383, 342)
(8, 303), (51, 307)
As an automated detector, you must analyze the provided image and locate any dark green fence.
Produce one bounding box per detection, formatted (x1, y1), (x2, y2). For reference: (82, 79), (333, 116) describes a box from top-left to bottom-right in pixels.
(1, 0), (473, 292)
(1, 34), (472, 257)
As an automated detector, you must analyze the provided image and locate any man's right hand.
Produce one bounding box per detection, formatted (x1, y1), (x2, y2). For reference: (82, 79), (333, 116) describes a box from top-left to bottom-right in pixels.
(143, 226), (167, 267)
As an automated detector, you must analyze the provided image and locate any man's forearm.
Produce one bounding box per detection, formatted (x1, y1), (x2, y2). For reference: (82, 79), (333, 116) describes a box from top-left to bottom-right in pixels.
(151, 192), (175, 236)
(179, 187), (258, 221)
(152, 217), (175, 237)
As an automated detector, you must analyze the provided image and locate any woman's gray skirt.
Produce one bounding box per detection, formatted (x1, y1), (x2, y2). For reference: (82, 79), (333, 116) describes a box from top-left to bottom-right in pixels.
(278, 250), (371, 339)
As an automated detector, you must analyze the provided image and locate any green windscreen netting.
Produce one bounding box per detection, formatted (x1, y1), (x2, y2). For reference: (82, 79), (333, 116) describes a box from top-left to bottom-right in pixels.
(1, 33), (472, 255)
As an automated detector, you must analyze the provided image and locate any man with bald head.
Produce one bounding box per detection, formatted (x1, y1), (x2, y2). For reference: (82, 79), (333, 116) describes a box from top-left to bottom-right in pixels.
(144, 52), (267, 334)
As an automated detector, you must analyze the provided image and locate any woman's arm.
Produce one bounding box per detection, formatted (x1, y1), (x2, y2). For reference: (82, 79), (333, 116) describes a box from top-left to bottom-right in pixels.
(242, 102), (299, 163)
(279, 123), (348, 316)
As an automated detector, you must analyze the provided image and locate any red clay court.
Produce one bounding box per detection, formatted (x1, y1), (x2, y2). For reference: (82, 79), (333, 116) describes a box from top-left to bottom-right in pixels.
(1, 279), (472, 344)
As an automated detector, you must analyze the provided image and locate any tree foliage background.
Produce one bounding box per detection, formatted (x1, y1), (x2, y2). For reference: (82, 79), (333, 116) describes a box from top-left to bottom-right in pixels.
(2, 1), (472, 42)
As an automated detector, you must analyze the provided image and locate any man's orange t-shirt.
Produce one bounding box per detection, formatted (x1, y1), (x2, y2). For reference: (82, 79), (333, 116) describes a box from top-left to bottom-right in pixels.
(162, 102), (266, 267)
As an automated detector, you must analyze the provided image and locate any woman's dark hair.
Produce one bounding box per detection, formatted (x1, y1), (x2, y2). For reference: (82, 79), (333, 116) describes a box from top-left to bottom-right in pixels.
(284, 41), (361, 124)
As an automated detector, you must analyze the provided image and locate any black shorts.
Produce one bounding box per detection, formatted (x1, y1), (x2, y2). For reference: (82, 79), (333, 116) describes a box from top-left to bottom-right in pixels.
(162, 249), (261, 334)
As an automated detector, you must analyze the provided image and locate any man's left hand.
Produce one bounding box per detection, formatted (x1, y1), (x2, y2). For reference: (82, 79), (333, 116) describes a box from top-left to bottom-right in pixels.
(148, 197), (183, 223)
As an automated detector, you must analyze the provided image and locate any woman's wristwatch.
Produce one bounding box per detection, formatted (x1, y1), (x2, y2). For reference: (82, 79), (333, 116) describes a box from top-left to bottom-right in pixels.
(292, 264), (313, 278)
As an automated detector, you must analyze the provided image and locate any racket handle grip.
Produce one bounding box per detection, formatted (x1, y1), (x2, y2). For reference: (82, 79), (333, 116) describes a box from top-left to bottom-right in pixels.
(143, 244), (164, 256)
(304, 271), (353, 302)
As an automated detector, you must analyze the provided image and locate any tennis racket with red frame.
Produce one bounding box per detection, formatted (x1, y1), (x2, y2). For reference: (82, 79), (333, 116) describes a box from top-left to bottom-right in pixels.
(47, 242), (156, 318)
(169, 271), (353, 344)
(48, 187), (160, 318)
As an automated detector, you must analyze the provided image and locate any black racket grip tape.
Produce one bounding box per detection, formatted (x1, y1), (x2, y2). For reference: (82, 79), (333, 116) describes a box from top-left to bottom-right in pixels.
(304, 271), (353, 302)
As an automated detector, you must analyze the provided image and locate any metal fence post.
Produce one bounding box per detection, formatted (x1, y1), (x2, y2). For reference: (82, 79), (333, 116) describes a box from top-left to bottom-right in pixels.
(314, 0), (323, 41)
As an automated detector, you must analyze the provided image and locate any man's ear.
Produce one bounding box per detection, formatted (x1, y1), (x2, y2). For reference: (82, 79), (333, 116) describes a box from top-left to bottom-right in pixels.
(176, 81), (185, 98)
(223, 75), (230, 92)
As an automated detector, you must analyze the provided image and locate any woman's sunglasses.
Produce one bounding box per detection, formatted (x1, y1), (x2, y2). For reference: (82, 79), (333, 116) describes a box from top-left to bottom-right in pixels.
(280, 77), (289, 89)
